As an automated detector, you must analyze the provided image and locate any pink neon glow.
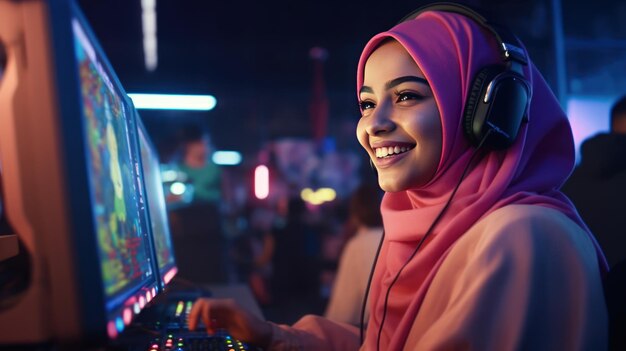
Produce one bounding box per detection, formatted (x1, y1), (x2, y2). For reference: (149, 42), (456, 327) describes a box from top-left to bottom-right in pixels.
(139, 296), (146, 308)
(566, 96), (613, 162)
(164, 267), (178, 284)
(146, 291), (152, 302)
(152, 287), (156, 297)
(123, 308), (132, 325)
(107, 321), (118, 339)
(254, 165), (269, 200)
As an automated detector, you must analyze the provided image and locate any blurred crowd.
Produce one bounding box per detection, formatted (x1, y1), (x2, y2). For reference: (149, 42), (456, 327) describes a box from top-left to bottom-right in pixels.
(161, 123), (381, 324)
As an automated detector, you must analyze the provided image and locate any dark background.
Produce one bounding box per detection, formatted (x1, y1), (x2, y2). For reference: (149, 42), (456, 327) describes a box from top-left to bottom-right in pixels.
(77, 0), (626, 161)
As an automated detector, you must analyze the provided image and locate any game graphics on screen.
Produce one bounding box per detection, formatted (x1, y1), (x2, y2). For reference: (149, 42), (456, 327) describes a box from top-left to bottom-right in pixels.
(75, 26), (154, 298)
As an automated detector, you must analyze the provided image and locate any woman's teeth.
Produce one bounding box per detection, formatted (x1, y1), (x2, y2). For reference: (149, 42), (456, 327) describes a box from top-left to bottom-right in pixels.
(375, 145), (413, 158)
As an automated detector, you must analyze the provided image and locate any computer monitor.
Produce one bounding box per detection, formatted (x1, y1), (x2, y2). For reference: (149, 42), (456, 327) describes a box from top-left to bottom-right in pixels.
(136, 115), (178, 289)
(0, 0), (158, 346)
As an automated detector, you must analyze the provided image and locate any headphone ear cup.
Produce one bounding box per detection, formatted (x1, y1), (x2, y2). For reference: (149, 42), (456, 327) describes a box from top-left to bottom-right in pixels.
(463, 65), (502, 147)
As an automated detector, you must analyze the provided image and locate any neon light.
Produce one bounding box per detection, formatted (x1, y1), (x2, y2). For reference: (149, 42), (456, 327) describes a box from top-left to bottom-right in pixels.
(317, 188), (336, 201)
(175, 301), (184, 317)
(133, 302), (140, 314)
(123, 308), (133, 325)
(254, 165), (269, 200)
(141, 0), (158, 71)
(128, 93), (217, 111)
(212, 151), (242, 165)
(301, 188), (313, 200)
(107, 321), (118, 339)
(566, 95), (613, 163)
(170, 182), (186, 195)
(164, 267), (178, 284)
(139, 295), (146, 308)
(300, 187), (336, 205)
(116, 317), (125, 332)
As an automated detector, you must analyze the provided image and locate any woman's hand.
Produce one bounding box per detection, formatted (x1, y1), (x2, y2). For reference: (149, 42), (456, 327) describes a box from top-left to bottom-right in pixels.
(188, 298), (273, 348)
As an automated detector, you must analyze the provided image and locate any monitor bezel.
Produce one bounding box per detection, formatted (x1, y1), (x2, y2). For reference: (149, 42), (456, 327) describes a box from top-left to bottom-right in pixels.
(48, 0), (160, 340)
(135, 113), (179, 290)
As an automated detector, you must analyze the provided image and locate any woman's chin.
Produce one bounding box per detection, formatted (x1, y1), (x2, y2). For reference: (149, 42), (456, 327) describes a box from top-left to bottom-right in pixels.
(378, 178), (404, 193)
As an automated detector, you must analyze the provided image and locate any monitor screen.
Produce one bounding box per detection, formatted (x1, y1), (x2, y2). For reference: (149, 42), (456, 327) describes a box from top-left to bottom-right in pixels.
(0, 0), (159, 345)
(73, 13), (157, 338)
(137, 116), (178, 288)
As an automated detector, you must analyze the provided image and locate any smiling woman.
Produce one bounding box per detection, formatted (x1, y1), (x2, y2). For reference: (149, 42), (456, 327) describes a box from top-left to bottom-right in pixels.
(185, 3), (609, 351)
(357, 40), (442, 192)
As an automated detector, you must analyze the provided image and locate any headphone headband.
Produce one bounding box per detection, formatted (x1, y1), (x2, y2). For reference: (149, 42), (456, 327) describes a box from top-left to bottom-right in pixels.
(395, 2), (532, 150)
(398, 2), (528, 68)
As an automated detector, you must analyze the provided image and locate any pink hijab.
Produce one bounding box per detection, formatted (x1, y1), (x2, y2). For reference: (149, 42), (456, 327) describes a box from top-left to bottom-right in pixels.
(356, 10), (609, 349)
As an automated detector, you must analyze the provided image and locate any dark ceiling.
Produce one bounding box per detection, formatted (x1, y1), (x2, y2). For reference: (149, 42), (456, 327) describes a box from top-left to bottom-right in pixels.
(76, 0), (431, 159)
(76, 0), (626, 160)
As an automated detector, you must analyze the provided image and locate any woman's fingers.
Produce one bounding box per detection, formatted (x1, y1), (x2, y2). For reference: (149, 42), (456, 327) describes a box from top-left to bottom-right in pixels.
(188, 298), (213, 332)
(200, 300), (213, 334)
(188, 298), (233, 334)
(187, 298), (271, 347)
(187, 298), (203, 331)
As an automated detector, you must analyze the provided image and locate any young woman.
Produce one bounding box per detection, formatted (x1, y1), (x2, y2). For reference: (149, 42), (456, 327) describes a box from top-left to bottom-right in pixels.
(188, 5), (608, 350)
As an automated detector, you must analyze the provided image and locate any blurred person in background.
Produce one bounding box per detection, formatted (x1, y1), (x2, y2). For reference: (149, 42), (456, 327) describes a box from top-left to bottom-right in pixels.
(168, 124), (228, 284)
(324, 183), (383, 326)
(563, 95), (626, 269)
(176, 125), (223, 205)
(270, 196), (319, 307)
(563, 95), (626, 350)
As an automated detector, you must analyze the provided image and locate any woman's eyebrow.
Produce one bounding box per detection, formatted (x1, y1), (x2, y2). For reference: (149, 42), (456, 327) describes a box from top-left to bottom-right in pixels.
(385, 76), (429, 90)
(359, 76), (430, 95)
(360, 86), (374, 94)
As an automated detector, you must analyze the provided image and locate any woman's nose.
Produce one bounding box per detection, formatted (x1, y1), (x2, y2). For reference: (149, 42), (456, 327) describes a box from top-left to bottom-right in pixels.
(365, 105), (395, 135)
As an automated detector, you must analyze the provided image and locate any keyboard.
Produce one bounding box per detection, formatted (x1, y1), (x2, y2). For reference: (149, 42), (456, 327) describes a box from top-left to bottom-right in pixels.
(146, 330), (255, 351)
(123, 294), (261, 351)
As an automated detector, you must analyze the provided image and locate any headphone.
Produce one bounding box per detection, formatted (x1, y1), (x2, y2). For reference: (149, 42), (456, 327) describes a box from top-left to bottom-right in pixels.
(399, 2), (532, 150)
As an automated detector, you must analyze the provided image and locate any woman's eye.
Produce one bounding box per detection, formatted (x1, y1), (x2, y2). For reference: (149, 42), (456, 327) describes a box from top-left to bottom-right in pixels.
(396, 92), (423, 103)
(359, 100), (376, 110)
